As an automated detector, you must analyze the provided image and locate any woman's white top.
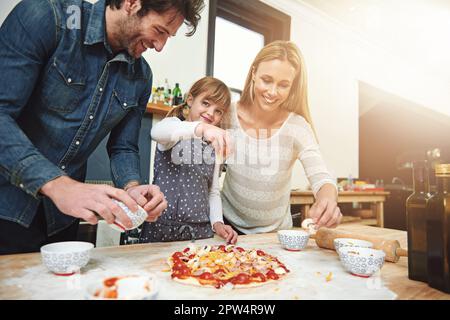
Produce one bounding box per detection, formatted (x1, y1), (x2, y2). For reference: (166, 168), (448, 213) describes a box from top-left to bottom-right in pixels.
(221, 102), (337, 234)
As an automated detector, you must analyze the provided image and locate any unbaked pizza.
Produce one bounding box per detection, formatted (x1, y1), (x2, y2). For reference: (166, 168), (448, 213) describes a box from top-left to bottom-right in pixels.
(167, 244), (290, 289)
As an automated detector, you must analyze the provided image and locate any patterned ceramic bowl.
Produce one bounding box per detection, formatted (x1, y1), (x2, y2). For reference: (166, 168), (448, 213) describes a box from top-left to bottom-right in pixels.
(109, 200), (148, 232)
(40, 241), (94, 276)
(277, 230), (310, 251)
(85, 274), (158, 300)
(338, 247), (386, 278)
(334, 238), (373, 254)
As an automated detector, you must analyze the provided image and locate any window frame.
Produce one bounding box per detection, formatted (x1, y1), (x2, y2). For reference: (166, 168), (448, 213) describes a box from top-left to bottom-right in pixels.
(206, 0), (291, 94)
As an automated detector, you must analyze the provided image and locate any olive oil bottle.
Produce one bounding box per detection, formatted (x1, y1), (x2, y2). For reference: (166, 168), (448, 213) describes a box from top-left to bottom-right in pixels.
(406, 161), (431, 282)
(426, 164), (450, 293)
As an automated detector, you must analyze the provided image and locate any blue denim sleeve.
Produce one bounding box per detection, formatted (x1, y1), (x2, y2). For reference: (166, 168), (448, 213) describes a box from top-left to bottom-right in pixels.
(0, 0), (66, 198)
(107, 83), (152, 189)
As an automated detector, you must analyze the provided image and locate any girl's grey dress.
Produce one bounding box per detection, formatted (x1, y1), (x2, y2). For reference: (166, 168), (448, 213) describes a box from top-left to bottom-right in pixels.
(139, 138), (216, 242)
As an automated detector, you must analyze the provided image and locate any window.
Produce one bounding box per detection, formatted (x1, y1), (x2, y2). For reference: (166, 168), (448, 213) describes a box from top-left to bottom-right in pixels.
(207, 0), (291, 99)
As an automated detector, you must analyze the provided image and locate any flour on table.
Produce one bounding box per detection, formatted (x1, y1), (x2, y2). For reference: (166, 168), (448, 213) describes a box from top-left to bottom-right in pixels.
(2, 239), (397, 300)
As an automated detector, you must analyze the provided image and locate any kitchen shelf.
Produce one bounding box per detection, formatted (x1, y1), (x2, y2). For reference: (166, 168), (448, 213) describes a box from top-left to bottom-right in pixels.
(146, 103), (172, 116)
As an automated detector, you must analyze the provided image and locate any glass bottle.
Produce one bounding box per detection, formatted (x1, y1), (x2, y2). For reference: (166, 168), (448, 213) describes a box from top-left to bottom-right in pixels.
(172, 83), (182, 106)
(150, 86), (157, 104)
(406, 161), (430, 282)
(426, 164), (450, 293)
(158, 87), (165, 103)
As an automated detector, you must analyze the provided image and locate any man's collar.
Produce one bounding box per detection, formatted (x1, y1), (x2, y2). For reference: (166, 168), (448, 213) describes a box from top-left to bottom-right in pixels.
(84, 0), (106, 45)
(83, 0), (136, 64)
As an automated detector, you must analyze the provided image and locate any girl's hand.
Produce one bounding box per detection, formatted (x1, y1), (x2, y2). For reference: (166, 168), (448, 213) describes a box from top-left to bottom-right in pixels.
(195, 123), (233, 159)
(214, 222), (238, 244)
(308, 197), (342, 228)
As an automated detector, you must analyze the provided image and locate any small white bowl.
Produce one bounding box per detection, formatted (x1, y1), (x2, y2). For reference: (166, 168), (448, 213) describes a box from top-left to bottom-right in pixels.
(277, 230), (310, 251)
(85, 274), (158, 300)
(338, 247), (386, 278)
(334, 238), (373, 253)
(109, 200), (148, 232)
(40, 241), (94, 276)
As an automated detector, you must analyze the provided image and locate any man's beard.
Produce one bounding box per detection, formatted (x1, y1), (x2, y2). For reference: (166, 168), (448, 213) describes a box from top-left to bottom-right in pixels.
(116, 15), (141, 57)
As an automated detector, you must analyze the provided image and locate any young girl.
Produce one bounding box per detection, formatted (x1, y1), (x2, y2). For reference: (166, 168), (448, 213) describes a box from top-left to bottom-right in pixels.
(139, 77), (238, 244)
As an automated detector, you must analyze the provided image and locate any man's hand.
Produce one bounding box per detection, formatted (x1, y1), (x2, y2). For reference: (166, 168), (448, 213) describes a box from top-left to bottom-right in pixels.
(40, 176), (138, 228)
(308, 197), (342, 229)
(125, 184), (167, 222)
(213, 222), (238, 244)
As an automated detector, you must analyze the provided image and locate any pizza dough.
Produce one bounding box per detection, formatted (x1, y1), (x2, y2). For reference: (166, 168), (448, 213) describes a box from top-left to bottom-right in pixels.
(167, 244), (290, 289)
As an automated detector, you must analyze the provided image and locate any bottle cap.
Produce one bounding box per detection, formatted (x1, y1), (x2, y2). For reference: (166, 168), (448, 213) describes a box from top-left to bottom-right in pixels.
(435, 164), (450, 176)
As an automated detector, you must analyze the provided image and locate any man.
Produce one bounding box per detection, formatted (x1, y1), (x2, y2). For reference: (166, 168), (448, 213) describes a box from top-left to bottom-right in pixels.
(0, 0), (205, 254)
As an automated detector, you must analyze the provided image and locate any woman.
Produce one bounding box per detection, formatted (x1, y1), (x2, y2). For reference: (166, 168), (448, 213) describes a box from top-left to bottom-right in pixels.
(221, 40), (342, 234)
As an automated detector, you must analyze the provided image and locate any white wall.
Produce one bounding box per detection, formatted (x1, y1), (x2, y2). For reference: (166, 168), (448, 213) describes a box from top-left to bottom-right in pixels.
(262, 0), (450, 188)
(0, 0), (20, 26)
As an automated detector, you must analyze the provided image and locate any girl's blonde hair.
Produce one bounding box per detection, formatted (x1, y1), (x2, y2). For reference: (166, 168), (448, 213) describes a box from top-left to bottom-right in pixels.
(167, 77), (231, 126)
(240, 40), (315, 131)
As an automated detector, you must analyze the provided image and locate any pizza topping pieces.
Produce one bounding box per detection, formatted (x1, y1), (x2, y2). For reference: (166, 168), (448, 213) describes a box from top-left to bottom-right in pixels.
(225, 244), (235, 252)
(199, 272), (214, 280)
(274, 267), (287, 275)
(172, 251), (183, 259)
(230, 273), (251, 285)
(169, 245), (289, 288)
(252, 272), (267, 282)
(266, 270), (280, 280)
(198, 245), (211, 256)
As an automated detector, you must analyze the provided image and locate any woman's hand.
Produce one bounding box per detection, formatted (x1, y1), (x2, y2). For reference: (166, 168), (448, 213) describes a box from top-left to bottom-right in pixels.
(195, 123), (233, 159)
(308, 184), (342, 228)
(214, 222), (238, 244)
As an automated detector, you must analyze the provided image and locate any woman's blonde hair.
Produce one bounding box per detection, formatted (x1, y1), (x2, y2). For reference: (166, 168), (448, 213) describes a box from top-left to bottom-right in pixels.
(167, 76), (231, 126)
(240, 40), (315, 130)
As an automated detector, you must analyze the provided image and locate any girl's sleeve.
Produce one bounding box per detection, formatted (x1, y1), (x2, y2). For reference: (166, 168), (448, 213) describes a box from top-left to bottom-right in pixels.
(209, 162), (224, 230)
(294, 118), (338, 197)
(151, 117), (202, 151)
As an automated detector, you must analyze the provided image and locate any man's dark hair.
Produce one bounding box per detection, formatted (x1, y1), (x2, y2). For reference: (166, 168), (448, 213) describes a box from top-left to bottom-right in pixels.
(106, 0), (205, 36)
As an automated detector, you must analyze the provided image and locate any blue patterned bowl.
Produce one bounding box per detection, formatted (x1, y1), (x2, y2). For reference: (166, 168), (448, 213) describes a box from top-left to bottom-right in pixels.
(334, 238), (373, 254)
(109, 200), (148, 232)
(40, 241), (94, 276)
(277, 230), (310, 251)
(338, 247), (385, 278)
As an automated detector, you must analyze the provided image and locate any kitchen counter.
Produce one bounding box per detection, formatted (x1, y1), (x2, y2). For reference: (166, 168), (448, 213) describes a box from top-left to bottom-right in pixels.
(0, 224), (448, 300)
(291, 191), (390, 228)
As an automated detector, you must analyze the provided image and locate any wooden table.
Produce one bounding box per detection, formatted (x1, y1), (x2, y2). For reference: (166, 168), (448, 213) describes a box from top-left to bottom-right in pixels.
(291, 191), (390, 228)
(0, 224), (448, 300)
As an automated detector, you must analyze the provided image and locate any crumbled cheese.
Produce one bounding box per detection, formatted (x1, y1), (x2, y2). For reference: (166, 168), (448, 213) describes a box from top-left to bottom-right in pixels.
(275, 267), (286, 275)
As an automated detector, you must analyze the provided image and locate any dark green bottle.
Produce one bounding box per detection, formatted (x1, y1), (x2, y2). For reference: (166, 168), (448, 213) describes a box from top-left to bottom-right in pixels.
(406, 161), (430, 282)
(426, 164), (450, 293)
(172, 83), (182, 106)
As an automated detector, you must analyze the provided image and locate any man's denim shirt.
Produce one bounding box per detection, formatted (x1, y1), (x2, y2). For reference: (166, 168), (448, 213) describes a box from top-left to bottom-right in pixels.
(0, 0), (153, 235)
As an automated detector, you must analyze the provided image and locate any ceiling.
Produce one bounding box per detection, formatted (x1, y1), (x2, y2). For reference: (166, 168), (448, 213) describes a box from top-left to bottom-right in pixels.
(297, 0), (450, 83)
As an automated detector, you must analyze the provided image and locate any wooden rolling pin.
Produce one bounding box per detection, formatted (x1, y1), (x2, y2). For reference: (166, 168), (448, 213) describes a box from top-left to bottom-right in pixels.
(309, 228), (408, 263)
